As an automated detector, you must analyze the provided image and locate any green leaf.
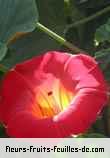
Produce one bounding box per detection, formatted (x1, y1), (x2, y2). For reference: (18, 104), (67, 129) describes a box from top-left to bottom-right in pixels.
(0, 0), (39, 43)
(1, 0), (67, 68)
(0, 42), (8, 61)
(95, 48), (110, 70)
(95, 48), (110, 81)
(1, 30), (62, 68)
(95, 18), (110, 43)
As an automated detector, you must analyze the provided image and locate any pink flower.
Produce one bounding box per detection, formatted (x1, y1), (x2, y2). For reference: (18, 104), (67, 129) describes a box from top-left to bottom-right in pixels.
(0, 51), (107, 137)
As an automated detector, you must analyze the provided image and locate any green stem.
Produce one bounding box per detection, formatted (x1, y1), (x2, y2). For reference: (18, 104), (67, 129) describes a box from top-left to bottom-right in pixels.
(64, 0), (72, 23)
(67, 5), (110, 29)
(36, 22), (84, 53)
(64, 0), (71, 13)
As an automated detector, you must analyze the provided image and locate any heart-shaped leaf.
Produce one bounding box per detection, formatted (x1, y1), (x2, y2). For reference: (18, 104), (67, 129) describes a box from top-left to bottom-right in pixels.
(0, 42), (8, 61)
(0, 0), (39, 43)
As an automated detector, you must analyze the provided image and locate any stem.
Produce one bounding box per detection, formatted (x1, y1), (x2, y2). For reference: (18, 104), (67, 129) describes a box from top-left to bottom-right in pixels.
(67, 5), (110, 29)
(36, 22), (84, 53)
(64, 0), (72, 24)
(64, 0), (71, 14)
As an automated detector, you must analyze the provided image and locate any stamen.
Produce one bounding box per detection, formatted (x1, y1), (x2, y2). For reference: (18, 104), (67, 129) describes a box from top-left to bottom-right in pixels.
(48, 91), (61, 114)
(36, 87), (55, 116)
(48, 91), (53, 96)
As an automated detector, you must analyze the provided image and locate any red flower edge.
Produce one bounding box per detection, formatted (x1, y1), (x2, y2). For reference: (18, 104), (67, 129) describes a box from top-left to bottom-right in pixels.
(0, 51), (107, 137)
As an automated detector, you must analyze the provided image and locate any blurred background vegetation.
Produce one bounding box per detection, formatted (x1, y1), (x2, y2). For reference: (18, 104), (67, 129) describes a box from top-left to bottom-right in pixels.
(0, 0), (110, 137)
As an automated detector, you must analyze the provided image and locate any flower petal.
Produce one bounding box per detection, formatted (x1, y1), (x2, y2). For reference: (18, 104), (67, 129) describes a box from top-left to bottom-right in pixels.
(0, 51), (107, 137)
